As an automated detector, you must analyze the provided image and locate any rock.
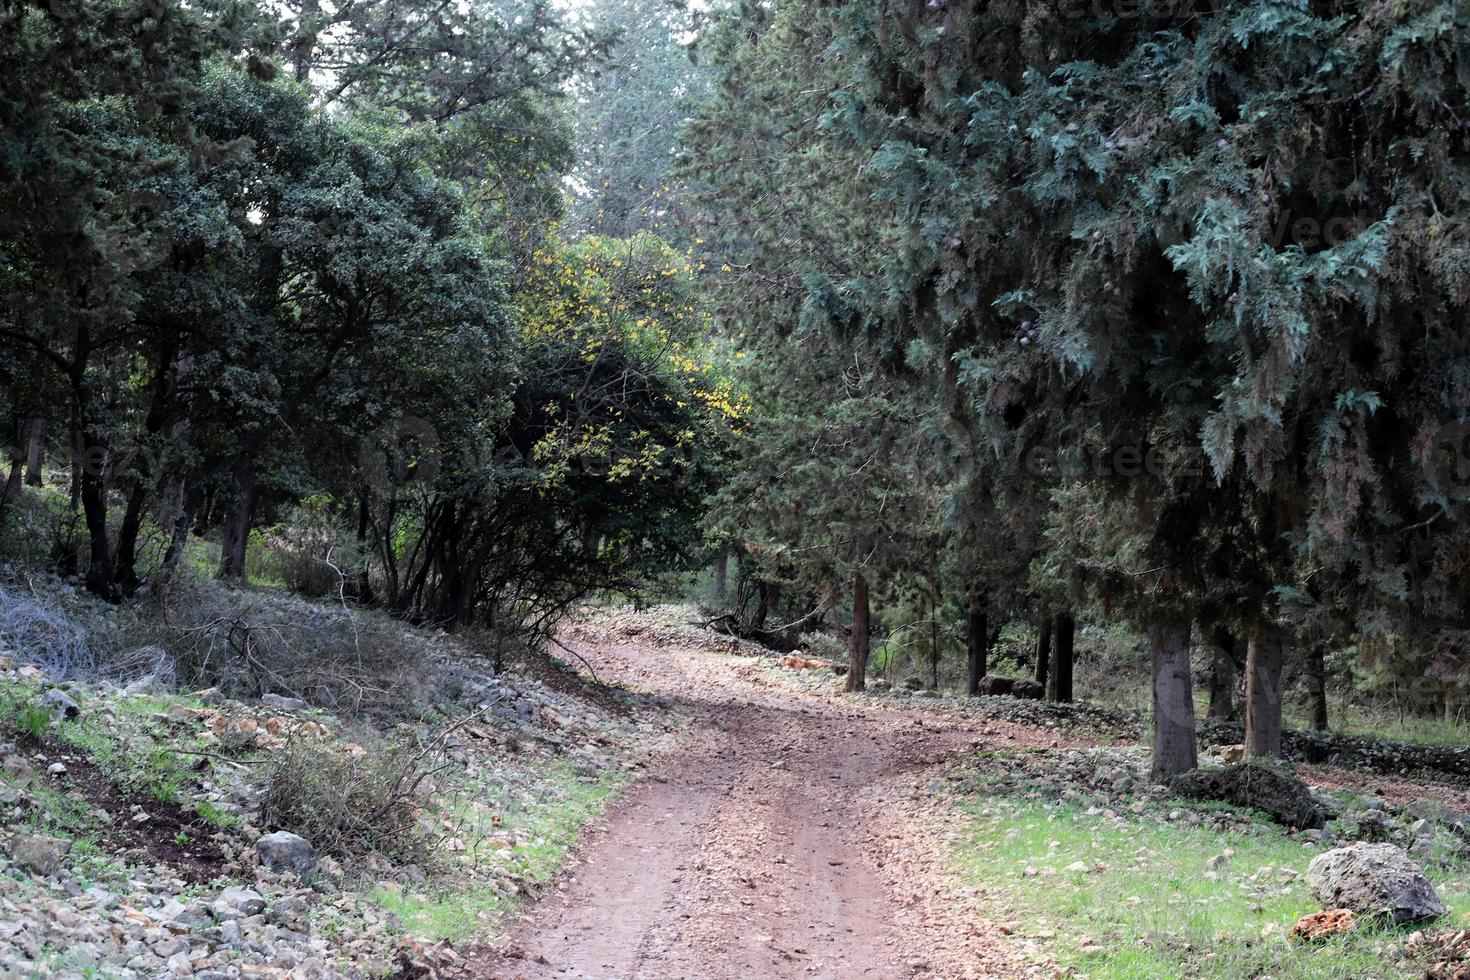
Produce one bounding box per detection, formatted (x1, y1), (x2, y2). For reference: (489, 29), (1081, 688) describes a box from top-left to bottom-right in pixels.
(164, 704), (200, 725)
(1, 752), (33, 785)
(1216, 744), (1245, 765)
(977, 675), (1015, 696)
(266, 896), (310, 932)
(1305, 842), (1445, 923)
(7, 833), (72, 876)
(1292, 908), (1356, 941)
(257, 831), (315, 873)
(1011, 678), (1046, 702)
(47, 762), (67, 775)
(42, 689), (81, 721)
(1406, 799), (1470, 837)
(1170, 763), (1326, 829)
(1355, 809), (1390, 842)
(213, 886), (266, 918)
(0, 781), (29, 813)
(261, 693), (308, 712)
(1011, 679), (1045, 700)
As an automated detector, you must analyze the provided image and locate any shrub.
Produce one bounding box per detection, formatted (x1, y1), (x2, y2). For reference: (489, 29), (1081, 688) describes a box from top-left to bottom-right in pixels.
(155, 582), (439, 716)
(246, 498), (365, 598)
(0, 486), (83, 572)
(258, 736), (431, 863)
(798, 630), (846, 663)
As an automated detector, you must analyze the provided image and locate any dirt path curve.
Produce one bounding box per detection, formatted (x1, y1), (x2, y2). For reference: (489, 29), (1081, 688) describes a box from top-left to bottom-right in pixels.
(464, 623), (1034, 980)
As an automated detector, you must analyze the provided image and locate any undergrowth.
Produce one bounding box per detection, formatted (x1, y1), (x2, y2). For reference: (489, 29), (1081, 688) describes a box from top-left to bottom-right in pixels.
(952, 795), (1470, 978)
(372, 762), (624, 941)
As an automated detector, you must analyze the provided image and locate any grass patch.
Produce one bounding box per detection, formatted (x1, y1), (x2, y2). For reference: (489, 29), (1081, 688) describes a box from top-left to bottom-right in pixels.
(952, 796), (1470, 978)
(372, 761), (623, 942)
(1315, 707), (1470, 749)
(48, 694), (212, 808)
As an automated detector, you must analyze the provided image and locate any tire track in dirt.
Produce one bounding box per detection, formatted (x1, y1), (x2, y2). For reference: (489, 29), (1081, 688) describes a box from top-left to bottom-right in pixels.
(461, 625), (1037, 979)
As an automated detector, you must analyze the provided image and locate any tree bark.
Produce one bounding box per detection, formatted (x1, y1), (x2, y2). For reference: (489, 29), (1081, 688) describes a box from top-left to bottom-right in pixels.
(965, 601), (988, 695)
(1052, 612), (1075, 703)
(114, 483), (150, 594)
(68, 412), (83, 511)
(160, 483), (203, 589)
(1306, 645), (1329, 732)
(712, 546), (728, 602)
(928, 580), (940, 689)
(1, 419), (23, 505)
(76, 419), (114, 598)
(1149, 620), (1198, 781)
(218, 455), (258, 580)
(115, 341), (179, 593)
(1206, 627), (1239, 721)
(354, 493), (374, 602)
(1034, 616), (1052, 689)
(845, 570), (870, 692)
(1245, 622), (1286, 758)
(23, 417), (44, 486)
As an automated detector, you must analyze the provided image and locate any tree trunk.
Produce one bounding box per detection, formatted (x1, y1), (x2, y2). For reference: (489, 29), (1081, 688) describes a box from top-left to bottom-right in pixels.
(23, 417), (44, 486)
(1306, 645), (1329, 732)
(115, 340), (178, 594)
(1034, 616), (1052, 689)
(218, 455), (258, 580)
(1052, 612), (1075, 703)
(0, 422), (23, 529)
(2, 420), (23, 504)
(68, 406), (83, 512)
(845, 570), (870, 692)
(160, 483), (203, 589)
(965, 601), (988, 695)
(1149, 620), (1198, 781)
(76, 419), (114, 598)
(928, 581), (940, 689)
(1206, 627), (1239, 721)
(354, 493), (374, 602)
(712, 546), (728, 602)
(1245, 622), (1286, 758)
(114, 483), (150, 594)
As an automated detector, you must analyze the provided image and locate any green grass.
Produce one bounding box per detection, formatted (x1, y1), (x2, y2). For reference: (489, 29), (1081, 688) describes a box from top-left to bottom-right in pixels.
(951, 796), (1470, 978)
(1, 677), (247, 837)
(372, 762), (624, 941)
(1316, 706), (1470, 749)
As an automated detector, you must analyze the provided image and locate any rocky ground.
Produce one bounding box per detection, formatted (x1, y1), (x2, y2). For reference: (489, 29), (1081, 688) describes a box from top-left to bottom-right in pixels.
(484, 605), (1470, 979)
(0, 581), (670, 979)
(6, 595), (1470, 979)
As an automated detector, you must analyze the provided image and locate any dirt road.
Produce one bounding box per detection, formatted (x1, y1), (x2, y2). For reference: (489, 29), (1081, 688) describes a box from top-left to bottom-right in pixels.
(466, 622), (1031, 979)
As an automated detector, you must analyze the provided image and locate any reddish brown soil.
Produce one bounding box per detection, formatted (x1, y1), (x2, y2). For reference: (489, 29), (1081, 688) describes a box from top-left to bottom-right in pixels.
(1299, 763), (1470, 810)
(456, 625), (1058, 980)
(23, 736), (227, 882)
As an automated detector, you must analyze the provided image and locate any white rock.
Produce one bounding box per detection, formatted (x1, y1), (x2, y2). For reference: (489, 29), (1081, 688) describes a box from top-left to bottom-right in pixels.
(1306, 842), (1445, 923)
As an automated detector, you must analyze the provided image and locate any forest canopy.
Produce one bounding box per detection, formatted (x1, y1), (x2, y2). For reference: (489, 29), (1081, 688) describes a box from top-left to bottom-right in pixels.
(3, 0), (1470, 781)
(0, 0), (733, 650)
